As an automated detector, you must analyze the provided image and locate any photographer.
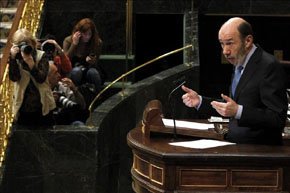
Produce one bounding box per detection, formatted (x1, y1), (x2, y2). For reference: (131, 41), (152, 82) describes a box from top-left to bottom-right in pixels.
(9, 28), (56, 126)
(63, 18), (105, 92)
(48, 63), (86, 125)
(40, 34), (72, 78)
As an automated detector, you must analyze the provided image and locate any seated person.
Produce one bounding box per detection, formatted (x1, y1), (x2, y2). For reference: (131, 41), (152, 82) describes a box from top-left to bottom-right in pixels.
(48, 63), (86, 125)
(40, 34), (72, 78)
(63, 18), (105, 92)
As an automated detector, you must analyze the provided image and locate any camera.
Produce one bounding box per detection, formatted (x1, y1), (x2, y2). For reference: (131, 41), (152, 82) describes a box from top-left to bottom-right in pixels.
(16, 41), (33, 59)
(42, 41), (55, 54)
(89, 53), (96, 57)
(58, 93), (78, 109)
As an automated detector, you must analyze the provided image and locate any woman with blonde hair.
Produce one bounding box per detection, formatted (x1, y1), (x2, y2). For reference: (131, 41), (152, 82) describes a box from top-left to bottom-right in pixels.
(9, 28), (56, 126)
(63, 18), (104, 92)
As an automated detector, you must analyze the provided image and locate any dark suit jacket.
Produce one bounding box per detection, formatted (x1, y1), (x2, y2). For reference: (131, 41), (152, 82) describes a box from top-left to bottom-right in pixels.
(199, 45), (288, 145)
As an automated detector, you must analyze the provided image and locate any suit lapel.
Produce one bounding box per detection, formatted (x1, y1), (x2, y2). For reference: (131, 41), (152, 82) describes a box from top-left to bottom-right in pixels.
(233, 46), (262, 100)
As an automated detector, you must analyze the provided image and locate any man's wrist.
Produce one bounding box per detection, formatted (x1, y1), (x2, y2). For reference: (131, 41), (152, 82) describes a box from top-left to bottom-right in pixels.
(195, 95), (203, 110)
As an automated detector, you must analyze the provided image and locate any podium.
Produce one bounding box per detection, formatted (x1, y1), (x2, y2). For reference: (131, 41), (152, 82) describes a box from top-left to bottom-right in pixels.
(141, 99), (225, 140)
(127, 100), (290, 193)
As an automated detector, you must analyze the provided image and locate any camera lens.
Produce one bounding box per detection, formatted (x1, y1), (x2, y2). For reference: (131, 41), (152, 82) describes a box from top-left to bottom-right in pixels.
(21, 45), (33, 55)
(59, 96), (78, 108)
(18, 41), (33, 55)
(42, 42), (55, 53)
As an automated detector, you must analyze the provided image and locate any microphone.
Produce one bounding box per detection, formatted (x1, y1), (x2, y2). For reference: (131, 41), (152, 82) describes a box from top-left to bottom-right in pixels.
(168, 80), (186, 138)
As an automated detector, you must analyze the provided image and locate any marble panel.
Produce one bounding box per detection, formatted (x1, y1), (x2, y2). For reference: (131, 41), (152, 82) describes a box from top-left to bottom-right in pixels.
(1, 127), (98, 193)
(195, 0), (290, 15)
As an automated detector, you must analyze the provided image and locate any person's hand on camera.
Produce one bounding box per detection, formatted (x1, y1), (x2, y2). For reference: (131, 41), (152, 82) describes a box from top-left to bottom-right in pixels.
(10, 45), (20, 59)
(52, 90), (60, 101)
(72, 31), (81, 45)
(181, 85), (201, 107)
(43, 39), (62, 53)
(61, 77), (77, 92)
(10, 44), (34, 68)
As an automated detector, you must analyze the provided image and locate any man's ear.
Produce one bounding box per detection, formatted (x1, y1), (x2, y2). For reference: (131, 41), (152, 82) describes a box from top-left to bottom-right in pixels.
(245, 35), (253, 48)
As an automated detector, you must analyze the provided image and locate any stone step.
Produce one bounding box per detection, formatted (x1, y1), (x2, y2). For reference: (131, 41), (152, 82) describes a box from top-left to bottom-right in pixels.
(99, 55), (135, 60)
(0, 0), (19, 8)
(0, 41), (5, 49)
(0, 39), (7, 59)
(0, 22), (12, 29)
(0, 7), (17, 14)
(0, 23), (13, 57)
(103, 81), (132, 89)
(0, 8), (17, 22)
(0, 28), (10, 42)
(0, 7), (16, 59)
(0, 39), (7, 44)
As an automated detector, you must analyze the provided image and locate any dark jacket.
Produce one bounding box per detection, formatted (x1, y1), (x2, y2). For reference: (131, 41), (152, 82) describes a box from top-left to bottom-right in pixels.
(199, 45), (288, 145)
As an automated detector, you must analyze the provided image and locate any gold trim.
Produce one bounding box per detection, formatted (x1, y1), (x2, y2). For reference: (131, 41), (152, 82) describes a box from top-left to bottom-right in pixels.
(19, 0), (45, 36)
(0, 63), (14, 169)
(133, 154), (150, 179)
(150, 164), (164, 185)
(133, 154), (165, 185)
(133, 154), (136, 169)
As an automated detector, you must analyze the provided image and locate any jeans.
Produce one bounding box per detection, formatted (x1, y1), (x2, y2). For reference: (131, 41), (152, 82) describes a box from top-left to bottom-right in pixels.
(71, 120), (85, 126)
(70, 66), (101, 90)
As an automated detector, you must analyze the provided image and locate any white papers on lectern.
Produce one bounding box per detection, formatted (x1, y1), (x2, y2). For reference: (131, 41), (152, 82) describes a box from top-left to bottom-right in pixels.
(162, 118), (214, 130)
(169, 139), (235, 149)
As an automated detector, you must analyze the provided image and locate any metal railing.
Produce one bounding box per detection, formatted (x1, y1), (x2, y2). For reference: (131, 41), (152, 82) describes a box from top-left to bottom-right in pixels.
(88, 44), (193, 127)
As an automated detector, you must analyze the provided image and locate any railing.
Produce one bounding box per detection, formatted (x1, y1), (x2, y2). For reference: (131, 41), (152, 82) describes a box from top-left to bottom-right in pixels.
(0, 0), (45, 176)
(88, 44), (193, 127)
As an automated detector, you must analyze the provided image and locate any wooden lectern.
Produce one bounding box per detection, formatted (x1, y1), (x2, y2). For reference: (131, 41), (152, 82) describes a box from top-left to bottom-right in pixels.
(141, 99), (225, 140)
(127, 100), (290, 193)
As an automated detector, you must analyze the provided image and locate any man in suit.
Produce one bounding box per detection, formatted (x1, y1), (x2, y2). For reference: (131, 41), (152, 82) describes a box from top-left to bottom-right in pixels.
(182, 17), (288, 145)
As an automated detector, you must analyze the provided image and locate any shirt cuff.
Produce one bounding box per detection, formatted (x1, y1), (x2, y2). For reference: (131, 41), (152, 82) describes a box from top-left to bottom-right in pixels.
(195, 95), (202, 110)
(235, 104), (243, 119)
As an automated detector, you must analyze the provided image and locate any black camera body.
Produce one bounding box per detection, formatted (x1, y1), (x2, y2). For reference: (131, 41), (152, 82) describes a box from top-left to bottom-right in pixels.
(42, 41), (55, 54)
(16, 41), (33, 59)
(89, 53), (96, 57)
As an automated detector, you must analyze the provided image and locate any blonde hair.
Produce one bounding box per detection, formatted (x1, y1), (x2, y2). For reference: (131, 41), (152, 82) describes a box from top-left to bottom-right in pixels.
(11, 28), (37, 48)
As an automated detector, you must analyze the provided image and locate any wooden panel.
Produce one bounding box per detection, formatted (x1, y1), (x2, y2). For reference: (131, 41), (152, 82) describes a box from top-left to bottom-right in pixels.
(178, 169), (227, 187)
(128, 127), (290, 193)
(232, 169), (280, 187)
(134, 154), (150, 179)
(150, 164), (164, 185)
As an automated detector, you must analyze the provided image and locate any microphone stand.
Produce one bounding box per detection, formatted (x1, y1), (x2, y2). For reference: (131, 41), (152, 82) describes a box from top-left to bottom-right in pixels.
(168, 81), (186, 139)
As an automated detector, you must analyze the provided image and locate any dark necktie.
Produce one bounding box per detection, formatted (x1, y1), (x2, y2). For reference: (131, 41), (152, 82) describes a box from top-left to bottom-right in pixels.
(231, 65), (243, 96)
